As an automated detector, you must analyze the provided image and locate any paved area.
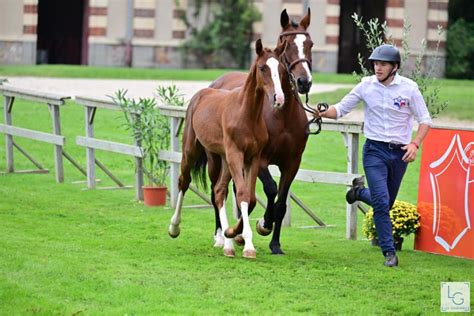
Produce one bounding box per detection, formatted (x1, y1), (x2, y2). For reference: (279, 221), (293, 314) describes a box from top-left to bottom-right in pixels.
(5, 76), (351, 100)
(2, 76), (468, 128)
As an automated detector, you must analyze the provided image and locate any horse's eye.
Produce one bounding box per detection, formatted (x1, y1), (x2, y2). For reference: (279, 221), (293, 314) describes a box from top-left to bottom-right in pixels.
(258, 65), (265, 72)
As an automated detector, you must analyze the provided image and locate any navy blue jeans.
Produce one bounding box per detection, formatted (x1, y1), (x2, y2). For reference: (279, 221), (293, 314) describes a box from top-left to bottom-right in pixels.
(358, 139), (408, 255)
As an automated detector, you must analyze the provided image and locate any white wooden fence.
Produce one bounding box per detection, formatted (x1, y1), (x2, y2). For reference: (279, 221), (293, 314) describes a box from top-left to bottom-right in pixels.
(0, 84), (365, 240)
(74, 95), (145, 200)
(156, 105), (365, 240)
(0, 85), (70, 182)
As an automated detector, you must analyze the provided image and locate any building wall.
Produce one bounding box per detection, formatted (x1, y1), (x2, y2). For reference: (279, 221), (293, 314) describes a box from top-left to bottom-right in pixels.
(0, 0), (37, 64)
(0, 0), (448, 76)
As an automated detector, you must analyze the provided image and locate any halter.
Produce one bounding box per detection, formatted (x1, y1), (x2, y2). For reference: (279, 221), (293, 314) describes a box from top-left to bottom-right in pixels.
(278, 31), (326, 135)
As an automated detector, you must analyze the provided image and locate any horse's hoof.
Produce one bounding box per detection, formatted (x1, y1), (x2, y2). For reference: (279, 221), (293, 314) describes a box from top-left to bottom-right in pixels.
(168, 225), (180, 238)
(224, 227), (237, 238)
(213, 236), (225, 248)
(234, 235), (245, 246)
(224, 248), (235, 257)
(270, 246), (285, 255)
(256, 219), (272, 236)
(243, 249), (257, 259)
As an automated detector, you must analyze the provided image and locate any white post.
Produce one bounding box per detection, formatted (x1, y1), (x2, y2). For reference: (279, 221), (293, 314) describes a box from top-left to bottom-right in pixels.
(4, 96), (14, 172)
(169, 117), (180, 207)
(344, 132), (359, 240)
(49, 104), (64, 183)
(85, 106), (96, 188)
(282, 192), (291, 227)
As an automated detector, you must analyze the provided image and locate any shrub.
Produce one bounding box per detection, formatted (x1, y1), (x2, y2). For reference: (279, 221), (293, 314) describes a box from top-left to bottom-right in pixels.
(362, 200), (421, 240)
(446, 18), (474, 79)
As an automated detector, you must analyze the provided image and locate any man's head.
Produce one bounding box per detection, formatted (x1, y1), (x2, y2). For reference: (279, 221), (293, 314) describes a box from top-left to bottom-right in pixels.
(368, 44), (401, 83)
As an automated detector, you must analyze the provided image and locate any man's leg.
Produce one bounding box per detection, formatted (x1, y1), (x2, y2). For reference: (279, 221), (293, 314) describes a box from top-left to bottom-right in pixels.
(361, 142), (396, 259)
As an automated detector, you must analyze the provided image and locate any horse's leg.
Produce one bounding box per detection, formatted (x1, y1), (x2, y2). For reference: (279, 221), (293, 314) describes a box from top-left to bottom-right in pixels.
(256, 166), (278, 236)
(268, 163), (299, 254)
(213, 158), (235, 257)
(225, 150), (256, 259)
(207, 153), (224, 247)
(168, 124), (203, 238)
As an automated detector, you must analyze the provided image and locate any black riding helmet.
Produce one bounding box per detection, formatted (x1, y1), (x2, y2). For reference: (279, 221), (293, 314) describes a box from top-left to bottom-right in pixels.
(368, 44), (401, 82)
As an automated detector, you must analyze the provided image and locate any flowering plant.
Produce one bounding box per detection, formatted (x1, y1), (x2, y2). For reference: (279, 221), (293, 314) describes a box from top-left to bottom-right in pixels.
(362, 200), (421, 239)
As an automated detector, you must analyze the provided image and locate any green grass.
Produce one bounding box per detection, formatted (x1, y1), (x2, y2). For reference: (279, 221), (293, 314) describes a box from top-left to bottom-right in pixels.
(1, 95), (473, 314)
(0, 64), (356, 83)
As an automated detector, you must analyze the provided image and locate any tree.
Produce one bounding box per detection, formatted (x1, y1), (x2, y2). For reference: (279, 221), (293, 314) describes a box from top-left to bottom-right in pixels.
(179, 0), (261, 69)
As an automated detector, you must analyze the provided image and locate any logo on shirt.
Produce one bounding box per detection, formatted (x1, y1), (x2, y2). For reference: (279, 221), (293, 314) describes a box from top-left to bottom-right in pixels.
(393, 96), (410, 109)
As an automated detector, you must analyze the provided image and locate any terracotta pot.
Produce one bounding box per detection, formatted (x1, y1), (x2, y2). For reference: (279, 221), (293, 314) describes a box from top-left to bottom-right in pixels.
(143, 186), (167, 206)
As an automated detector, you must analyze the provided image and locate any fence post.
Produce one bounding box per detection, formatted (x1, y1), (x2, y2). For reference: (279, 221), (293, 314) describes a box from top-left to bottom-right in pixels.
(132, 112), (144, 201)
(345, 132), (359, 240)
(49, 103), (64, 183)
(169, 117), (180, 208)
(85, 106), (96, 188)
(3, 96), (14, 172)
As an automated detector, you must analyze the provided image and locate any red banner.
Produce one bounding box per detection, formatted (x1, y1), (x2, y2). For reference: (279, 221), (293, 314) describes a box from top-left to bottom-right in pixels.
(415, 128), (474, 259)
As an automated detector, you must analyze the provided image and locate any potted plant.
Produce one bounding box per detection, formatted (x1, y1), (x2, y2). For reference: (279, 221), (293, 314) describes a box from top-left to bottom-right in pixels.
(111, 85), (183, 206)
(362, 200), (421, 251)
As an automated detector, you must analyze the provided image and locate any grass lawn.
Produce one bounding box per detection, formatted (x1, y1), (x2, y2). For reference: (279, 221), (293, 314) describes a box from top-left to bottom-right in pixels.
(0, 88), (473, 314)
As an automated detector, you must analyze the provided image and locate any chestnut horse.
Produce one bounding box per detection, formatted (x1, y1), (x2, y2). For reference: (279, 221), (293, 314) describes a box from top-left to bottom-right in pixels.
(209, 8), (314, 254)
(168, 39), (286, 259)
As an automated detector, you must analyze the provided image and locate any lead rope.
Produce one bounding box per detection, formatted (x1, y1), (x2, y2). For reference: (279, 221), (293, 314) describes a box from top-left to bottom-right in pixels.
(303, 94), (328, 135)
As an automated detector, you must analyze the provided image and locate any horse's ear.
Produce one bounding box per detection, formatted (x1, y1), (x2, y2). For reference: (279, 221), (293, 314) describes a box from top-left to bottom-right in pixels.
(274, 39), (287, 57)
(300, 7), (311, 29)
(280, 9), (289, 28)
(256, 39), (263, 56)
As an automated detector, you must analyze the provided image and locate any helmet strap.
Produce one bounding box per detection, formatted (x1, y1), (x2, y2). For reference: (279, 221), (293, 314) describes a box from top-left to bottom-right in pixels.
(379, 63), (397, 84)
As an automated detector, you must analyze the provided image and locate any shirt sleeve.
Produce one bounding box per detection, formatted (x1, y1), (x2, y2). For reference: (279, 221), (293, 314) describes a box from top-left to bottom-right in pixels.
(334, 82), (364, 119)
(410, 87), (433, 126)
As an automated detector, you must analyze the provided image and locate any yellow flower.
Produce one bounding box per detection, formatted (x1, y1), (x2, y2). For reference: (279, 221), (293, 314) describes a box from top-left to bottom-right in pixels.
(362, 200), (421, 239)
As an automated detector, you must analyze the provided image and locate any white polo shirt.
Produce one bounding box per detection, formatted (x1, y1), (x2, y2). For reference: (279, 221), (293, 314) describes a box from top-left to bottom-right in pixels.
(334, 74), (433, 145)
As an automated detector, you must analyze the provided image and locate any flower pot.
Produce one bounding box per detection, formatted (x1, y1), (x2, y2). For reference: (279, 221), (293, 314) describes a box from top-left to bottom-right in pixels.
(143, 186), (167, 206)
(371, 236), (404, 251)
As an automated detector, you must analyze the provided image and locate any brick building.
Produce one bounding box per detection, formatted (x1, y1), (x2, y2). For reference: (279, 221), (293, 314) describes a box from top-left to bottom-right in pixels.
(0, 0), (448, 75)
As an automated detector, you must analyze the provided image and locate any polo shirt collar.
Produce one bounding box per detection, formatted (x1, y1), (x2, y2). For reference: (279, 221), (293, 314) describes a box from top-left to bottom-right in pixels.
(370, 73), (401, 85)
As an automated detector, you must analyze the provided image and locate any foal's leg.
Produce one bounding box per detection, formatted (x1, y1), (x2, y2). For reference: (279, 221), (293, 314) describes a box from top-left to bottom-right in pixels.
(213, 159), (235, 257)
(207, 153), (224, 247)
(225, 151), (256, 259)
(168, 126), (203, 238)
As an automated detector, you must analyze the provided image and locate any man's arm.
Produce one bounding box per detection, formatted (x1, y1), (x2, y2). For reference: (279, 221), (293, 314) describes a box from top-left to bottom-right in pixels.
(317, 105), (338, 119)
(401, 123), (431, 163)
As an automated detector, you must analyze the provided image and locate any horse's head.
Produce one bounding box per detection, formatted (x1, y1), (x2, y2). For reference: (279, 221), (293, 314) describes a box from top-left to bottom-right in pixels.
(279, 8), (313, 94)
(255, 38), (286, 109)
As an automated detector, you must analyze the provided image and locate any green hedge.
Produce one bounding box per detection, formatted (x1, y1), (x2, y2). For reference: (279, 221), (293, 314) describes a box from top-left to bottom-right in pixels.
(446, 18), (474, 79)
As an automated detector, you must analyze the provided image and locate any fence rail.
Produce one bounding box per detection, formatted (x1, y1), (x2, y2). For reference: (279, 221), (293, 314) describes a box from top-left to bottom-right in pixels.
(0, 85), (70, 182)
(74, 95), (144, 200)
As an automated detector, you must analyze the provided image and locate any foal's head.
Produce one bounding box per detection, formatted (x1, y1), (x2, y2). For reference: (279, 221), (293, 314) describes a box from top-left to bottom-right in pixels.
(279, 8), (313, 94)
(254, 38), (286, 109)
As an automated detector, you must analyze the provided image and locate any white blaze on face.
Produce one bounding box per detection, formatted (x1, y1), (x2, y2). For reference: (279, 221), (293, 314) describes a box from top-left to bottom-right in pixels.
(266, 57), (285, 106)
(295, 34), (313, 82)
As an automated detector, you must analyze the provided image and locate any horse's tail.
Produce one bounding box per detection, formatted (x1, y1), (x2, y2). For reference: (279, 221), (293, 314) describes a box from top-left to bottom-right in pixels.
(186, 91), (208, 191)
(191, 149), (208, 191)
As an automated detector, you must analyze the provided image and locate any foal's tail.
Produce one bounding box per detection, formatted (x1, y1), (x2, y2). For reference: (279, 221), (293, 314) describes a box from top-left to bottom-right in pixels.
(191, 150), (208, 191)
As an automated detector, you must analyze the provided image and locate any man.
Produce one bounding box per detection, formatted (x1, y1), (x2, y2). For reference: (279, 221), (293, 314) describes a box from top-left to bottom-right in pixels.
(315, 44), (432, 267)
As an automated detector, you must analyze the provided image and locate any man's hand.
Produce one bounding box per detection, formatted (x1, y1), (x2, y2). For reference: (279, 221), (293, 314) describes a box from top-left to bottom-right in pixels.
(312, 104), (337, 120)
(401, 143), (418, 163)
